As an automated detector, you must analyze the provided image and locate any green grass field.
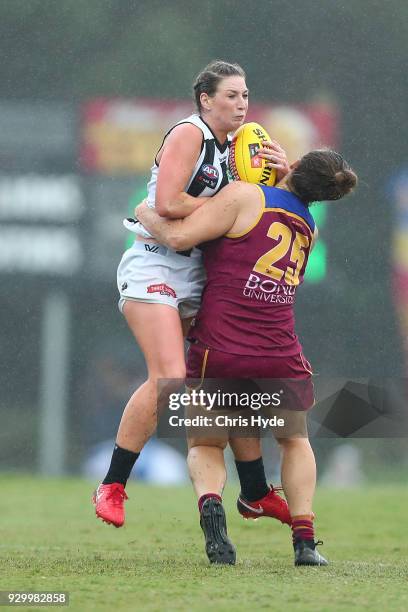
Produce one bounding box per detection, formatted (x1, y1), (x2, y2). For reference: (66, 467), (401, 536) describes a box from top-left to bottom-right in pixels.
(2, 477), (407, 611)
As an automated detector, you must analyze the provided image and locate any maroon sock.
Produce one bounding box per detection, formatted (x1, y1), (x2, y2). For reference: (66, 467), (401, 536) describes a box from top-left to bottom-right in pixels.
(198, 493), (222, 513)
(291, 515), (315, 543)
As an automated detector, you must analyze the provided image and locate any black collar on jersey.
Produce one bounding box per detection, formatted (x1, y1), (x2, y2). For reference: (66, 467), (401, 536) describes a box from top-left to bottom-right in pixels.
(199, 116), (229, 153)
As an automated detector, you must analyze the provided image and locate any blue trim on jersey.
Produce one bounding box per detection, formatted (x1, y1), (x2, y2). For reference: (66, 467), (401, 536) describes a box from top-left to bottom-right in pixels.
(258, 186), (316, 232)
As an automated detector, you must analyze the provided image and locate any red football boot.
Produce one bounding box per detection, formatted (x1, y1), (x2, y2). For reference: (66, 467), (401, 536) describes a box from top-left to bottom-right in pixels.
(237, 485), (291, 525)
(92, 483), (128, 527)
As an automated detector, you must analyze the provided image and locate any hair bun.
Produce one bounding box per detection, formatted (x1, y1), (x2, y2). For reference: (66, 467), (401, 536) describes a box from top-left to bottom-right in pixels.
(335, 170), (357, 194)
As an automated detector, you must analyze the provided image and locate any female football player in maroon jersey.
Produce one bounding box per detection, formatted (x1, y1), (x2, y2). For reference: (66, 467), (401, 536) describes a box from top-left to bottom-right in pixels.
(137, 148), (357, 566)
(93, 61), (289, 533)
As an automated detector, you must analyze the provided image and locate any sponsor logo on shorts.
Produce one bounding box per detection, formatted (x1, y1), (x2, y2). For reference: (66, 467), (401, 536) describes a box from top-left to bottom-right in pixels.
(249, 143), (262, 168)
(147, 283), (177, 298)
(121, 282), (128, 291)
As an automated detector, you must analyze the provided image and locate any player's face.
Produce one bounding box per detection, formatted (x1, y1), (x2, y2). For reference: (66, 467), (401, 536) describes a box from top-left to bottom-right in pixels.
(206, 76), (248, 132)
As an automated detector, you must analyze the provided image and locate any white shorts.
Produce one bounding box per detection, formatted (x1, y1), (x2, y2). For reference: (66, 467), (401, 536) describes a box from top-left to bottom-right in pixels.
(117, 241), (206, 319)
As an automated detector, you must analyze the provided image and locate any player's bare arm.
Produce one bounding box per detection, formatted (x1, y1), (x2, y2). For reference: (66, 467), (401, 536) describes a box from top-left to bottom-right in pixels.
(136, 181), (262, 250)
(155, 123), (206, 218)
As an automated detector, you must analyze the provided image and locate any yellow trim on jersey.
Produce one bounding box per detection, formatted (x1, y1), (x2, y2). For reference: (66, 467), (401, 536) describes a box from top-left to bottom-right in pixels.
(262, 208), (314, 237)
(225, 194), (314, 240)
(225, 184), (266, 238)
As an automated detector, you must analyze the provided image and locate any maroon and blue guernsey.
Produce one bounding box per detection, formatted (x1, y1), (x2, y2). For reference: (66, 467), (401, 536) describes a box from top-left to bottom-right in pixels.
(189, 185), (316, 357)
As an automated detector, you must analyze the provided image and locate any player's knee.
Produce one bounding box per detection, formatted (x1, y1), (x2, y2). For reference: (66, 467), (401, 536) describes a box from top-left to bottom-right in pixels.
(276, 436), (310, 449)
(188, 438), (227, 450)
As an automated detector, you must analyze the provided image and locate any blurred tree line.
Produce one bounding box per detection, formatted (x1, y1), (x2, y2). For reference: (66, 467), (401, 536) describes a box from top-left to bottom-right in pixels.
(1, 0), (407, 375)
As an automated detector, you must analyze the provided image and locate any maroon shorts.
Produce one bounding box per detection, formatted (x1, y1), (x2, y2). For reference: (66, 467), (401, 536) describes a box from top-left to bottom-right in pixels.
(186, 341), (314, 412)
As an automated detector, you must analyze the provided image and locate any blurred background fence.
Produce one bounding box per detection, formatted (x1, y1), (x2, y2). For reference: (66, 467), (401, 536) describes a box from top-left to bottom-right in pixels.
(0, 0), (407, 482)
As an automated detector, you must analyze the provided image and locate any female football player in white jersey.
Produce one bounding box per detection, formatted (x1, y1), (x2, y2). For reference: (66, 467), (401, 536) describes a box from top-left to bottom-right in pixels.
(93, 60), (289, 533)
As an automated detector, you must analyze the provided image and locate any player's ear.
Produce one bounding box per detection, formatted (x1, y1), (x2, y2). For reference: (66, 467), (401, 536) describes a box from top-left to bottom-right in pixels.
(290, 160), (300, 170)
(200, 92), (212, 111)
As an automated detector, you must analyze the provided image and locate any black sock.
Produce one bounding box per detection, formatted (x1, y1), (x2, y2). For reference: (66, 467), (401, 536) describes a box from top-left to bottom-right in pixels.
(102, 444), (140, 486)
(235, 456), (269, 502)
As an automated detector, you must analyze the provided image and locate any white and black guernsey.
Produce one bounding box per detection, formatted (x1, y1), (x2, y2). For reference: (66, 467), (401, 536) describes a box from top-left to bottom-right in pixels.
(149, 113), (230, 199)
(126, 114), (231, 239)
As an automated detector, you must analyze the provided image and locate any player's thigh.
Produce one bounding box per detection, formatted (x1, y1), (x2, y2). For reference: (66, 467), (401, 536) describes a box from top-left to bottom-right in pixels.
(185, 400), (228, 449)
(274, 408), (309, 441)
(123, 300), (185, 377)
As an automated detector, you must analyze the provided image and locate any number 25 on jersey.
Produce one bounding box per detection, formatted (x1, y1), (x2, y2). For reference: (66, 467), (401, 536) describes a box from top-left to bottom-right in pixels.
(253, 221), (310, 286)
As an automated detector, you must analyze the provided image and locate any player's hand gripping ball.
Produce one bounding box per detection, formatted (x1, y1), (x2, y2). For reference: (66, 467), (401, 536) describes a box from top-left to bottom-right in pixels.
(229, 122), (277, 186)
